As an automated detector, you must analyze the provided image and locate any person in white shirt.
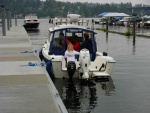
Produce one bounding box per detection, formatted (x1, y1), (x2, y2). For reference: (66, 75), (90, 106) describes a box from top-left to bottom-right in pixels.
(65, 43), (79, 80)
(64, 43), (79, 63)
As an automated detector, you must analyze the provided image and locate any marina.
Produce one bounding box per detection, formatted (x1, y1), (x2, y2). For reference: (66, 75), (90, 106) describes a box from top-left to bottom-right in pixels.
(0, 15), (150, 113)
(0, 0), (150, 112)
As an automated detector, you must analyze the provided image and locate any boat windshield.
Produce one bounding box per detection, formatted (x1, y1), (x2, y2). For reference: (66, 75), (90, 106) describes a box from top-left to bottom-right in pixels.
(50, 28), (97, 57)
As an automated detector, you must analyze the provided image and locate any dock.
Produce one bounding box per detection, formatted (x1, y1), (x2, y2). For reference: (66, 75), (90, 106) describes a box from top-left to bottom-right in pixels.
(0, 26), (67, 113)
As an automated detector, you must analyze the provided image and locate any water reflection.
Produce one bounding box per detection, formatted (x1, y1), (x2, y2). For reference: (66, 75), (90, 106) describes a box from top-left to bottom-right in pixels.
(25, 28), (40, 34)
(54, 77), (115, 113)
(62, 80), (80, 111)
(132, 36), (136, 55)
(25, 29), (41, 39)
(106, 35), (108, 44)
(62, 80), (97, 113)
(98, 77), (115, 96)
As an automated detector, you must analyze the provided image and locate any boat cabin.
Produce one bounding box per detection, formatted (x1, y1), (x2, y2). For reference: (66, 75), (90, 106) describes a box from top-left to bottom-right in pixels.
(48, 27), (97, 61)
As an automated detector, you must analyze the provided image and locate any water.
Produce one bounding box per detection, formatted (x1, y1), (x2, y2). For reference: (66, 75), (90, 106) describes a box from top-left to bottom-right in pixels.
(1, 19), (150, 113)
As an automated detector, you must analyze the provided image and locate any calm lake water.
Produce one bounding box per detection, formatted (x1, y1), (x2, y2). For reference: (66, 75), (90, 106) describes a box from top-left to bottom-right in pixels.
(1, 19), (150, 113)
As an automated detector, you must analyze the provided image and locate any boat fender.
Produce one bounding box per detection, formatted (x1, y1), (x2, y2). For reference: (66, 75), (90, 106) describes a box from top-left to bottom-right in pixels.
(39, 49), (43, 61)
(46, 61), (52, 75)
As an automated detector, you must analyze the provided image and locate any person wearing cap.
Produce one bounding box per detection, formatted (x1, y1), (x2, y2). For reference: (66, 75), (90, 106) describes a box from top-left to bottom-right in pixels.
(58, 32), (65, 47)
(81, 32), (93, 60)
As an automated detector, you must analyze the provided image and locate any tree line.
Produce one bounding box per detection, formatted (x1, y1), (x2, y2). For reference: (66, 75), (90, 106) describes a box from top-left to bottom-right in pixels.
(0, 0), (144, 18)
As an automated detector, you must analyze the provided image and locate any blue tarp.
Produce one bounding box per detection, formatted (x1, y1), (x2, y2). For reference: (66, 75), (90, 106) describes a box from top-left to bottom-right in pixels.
(110, 17), (124, 22)
(98, 12), (117, 17)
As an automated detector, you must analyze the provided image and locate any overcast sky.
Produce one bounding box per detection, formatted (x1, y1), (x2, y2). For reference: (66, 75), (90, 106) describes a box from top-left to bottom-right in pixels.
(55, 0), (150, 6)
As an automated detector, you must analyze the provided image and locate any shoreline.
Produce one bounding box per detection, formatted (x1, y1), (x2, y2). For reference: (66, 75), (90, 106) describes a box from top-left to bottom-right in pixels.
(96, 28), (150, 38)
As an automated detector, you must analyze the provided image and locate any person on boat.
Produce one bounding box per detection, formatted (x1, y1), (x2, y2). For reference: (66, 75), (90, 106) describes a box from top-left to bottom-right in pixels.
(81, 32), (93, 60)
(65, 35), (80, 52)
(58, 32), (65, 48)
(72, 35), (80, 52)
(64, 43), (79, 80)
(64, 43), (79, 63)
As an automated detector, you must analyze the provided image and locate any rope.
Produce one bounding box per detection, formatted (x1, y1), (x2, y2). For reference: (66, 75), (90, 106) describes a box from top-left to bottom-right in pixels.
(20, 51), (34, 53)
(28, 62), (37, 66)
(20, 48), (42, 53)
(20, 62), (45, 67)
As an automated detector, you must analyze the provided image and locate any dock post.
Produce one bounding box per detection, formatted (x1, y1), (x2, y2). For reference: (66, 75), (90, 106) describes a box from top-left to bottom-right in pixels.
(86, 20), (89, 26)
(1, 4), (6, 36)
(9, 11), (12, 27)
(78, 22), (80, 26)
(132, 36), (136, 55)
(15, 11), (17, 26)
(66, 18), (67, 25)
(106, 19), (108, 36)
(6, 9), (10, 30)
(82, 19), (83, 25)
(91, 19), (94, 30)
(133, 21), (136, 36)
(60, 18), (62, 25)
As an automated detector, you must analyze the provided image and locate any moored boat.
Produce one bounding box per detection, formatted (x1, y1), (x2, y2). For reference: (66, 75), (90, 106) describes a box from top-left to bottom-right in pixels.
(143, 20), (150, 28)
(40, 14), (116, 80)
(23, 14), (40, 30)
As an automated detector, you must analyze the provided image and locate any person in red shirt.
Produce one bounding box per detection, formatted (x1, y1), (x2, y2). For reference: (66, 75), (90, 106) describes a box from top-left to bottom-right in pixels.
(65, 35), (80, 52)
(72, 35), (80, 52)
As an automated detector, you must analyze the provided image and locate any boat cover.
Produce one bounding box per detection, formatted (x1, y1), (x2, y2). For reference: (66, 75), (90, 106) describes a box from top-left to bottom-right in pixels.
(98, 12), (130, 17)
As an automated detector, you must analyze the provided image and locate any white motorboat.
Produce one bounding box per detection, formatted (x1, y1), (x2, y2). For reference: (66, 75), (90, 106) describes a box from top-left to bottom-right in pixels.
(52, 15), (88, 25)
(23, 15), (40, 30)
(40, 14), (116, 80)
(143, 20), (150, 28)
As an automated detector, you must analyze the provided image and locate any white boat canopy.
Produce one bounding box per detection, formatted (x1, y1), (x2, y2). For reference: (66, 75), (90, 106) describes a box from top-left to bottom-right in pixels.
(98, 12), (131, 17)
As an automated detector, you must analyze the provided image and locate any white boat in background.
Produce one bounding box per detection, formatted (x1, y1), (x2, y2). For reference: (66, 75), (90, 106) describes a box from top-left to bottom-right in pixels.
(53, 14), (88, 25)
(140, 15), (150, 28)
(23, 15), (40, 30)
(40, 14), (116, 80)
(143, 20), (150, 28)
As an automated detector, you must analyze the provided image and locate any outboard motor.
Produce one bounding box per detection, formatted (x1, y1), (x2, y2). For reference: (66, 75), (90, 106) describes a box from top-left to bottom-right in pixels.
(67, 61), (76, 79)
(79, 49), (91, 79)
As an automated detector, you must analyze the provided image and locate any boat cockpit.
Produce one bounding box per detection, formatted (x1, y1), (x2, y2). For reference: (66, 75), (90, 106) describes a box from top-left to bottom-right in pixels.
(48, 28), (97, 61)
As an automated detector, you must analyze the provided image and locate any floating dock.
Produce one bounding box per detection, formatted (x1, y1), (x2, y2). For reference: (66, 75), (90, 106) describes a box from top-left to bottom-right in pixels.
(0, 26), (67, 113)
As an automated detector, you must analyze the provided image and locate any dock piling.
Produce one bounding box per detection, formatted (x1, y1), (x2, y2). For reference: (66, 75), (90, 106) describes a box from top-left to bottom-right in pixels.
(14, 11), (17, 26)
(1, 4), (6, 36)
(6, 9), (10, 30)
(9, 11), (12, 27)
(133, 21), (136, 36)
(106, 19), (108, 36)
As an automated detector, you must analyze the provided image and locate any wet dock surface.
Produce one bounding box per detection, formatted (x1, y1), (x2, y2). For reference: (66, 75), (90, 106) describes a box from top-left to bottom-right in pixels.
(0, 26), (67, 113)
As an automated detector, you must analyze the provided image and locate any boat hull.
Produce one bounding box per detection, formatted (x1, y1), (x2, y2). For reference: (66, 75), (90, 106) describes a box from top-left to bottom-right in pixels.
(23, 23), (39, 29)
(42, 47), (116, 79)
